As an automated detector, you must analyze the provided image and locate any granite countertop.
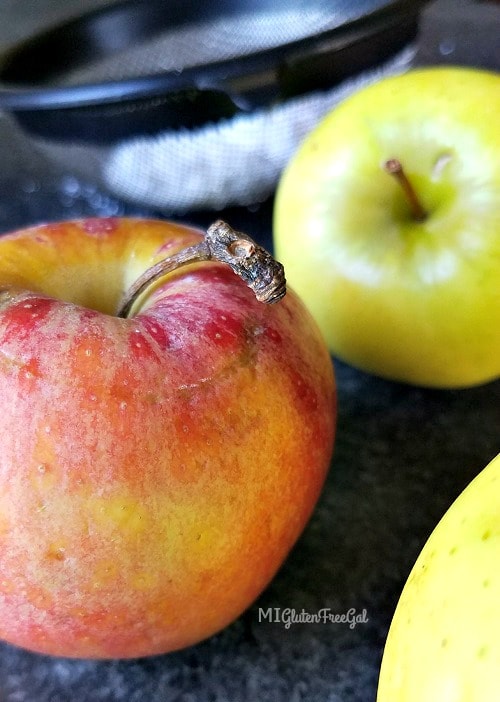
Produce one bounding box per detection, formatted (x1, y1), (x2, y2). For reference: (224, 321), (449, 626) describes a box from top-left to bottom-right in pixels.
(0, 2), (499, 700)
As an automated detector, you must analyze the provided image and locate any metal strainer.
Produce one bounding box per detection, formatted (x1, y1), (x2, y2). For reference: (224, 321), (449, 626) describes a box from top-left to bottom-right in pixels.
(0, 0), (427, 211)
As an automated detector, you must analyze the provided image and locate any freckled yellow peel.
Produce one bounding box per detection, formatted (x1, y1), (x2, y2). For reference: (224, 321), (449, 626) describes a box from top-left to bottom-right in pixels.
(378, 453), (500, 701)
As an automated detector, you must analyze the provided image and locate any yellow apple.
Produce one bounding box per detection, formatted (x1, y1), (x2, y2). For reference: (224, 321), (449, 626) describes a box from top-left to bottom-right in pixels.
(273, 67), (500, 387)
(378, 453), (500, 701)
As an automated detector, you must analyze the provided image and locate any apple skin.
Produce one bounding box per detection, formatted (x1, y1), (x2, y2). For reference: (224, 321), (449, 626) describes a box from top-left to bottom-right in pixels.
(0, 218), (336, 659)
(273, 67), (500, 388)
(377, 453), (500, 701)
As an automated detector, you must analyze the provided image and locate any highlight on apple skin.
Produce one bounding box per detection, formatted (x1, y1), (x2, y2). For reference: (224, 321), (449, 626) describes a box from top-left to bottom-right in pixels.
(0, 217), (336, 659)
(274, 67), (500, 388)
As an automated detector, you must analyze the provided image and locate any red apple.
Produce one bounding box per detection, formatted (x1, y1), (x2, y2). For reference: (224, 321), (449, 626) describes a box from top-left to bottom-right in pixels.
(0, 217), (335, 659)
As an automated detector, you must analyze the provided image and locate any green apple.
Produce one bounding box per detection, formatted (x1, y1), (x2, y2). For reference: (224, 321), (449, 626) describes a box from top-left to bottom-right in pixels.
(273, 67), (500, 387)
(377, 452), (500, 701)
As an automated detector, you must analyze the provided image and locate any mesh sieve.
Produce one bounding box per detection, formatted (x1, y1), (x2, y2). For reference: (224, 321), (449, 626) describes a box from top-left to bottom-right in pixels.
(0, 0), (427, 210)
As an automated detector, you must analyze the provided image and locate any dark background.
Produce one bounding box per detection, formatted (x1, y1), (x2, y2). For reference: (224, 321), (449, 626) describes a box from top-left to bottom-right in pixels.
(0, 2), (499, 700)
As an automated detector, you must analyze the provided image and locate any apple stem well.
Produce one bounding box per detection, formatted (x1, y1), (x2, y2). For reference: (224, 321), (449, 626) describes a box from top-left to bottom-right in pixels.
(116, 220), (286, 318)
(384, 158), (428, 222)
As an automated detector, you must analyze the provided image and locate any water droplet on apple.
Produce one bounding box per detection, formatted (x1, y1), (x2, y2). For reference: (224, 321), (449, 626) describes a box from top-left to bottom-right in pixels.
(89, 393), (97, 402)
(44, 425), (51, 434)
(264, 327), (282, 344)
(23, 303), (33, 309)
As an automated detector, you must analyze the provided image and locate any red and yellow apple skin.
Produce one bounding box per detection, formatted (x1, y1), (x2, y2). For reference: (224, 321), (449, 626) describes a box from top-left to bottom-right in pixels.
(0, 218), (336, 659)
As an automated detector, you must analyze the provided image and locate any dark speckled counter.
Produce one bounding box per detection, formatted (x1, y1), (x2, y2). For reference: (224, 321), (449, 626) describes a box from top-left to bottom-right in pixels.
(0, 2), (498, 700)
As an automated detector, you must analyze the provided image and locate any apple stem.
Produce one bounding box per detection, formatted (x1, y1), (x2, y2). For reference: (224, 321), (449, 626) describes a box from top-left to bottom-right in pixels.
(116, 220), (286, 318)
(384, 158), (427, 222)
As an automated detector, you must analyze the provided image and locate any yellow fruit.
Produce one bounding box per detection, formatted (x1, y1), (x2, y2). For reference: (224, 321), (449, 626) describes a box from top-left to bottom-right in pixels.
(378, 453), (500, 701)
(274, 67), (500, 387)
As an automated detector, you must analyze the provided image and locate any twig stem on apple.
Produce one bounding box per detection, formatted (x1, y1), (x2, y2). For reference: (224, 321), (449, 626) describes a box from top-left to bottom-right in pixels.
(117, 220), (286, 318)
(384, 158), (427, 222)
